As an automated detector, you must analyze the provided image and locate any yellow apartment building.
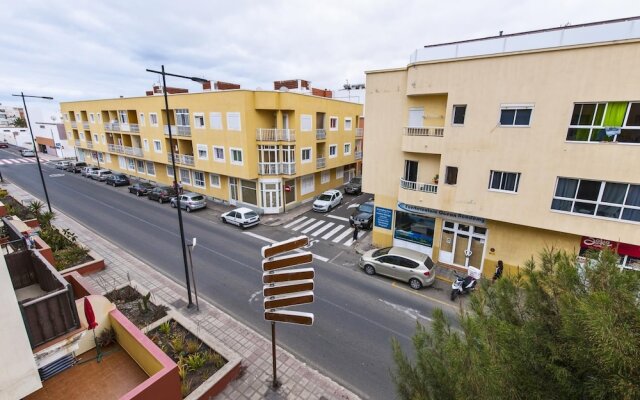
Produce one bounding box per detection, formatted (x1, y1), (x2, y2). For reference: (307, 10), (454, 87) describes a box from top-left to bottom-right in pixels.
(61, 80), (363, 214)
(363, 17), (640, 278)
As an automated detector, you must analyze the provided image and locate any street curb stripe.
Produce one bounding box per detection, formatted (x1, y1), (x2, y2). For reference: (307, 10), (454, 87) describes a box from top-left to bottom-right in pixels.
(327, 215), (350, 222)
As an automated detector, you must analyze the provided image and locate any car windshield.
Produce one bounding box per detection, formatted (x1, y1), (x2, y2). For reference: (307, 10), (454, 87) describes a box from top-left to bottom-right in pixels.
(358, 203), (373, 213)
(350, 178), (361, 184)
(424, 257), (434, 270)
(141, 183), (154, 188)
(245, 211), (258, 218)
(372, 247), (391, 257)
(102, 171), (112, 175)
(190, 196), (204, 201)
(318, 194), (332, 201)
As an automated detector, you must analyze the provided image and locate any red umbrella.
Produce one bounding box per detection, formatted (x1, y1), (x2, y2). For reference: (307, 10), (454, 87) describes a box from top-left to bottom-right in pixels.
(84, 297), (98, 329)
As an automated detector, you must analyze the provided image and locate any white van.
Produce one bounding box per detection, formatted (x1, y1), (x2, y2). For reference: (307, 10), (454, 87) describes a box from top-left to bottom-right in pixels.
(20, 149), (36, 157)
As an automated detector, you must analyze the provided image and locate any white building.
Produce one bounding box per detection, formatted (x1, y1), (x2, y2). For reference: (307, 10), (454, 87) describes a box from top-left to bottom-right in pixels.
(0, 104), (24, 127)
(0, 127), (31, 149)
(34, 121), (75, 158)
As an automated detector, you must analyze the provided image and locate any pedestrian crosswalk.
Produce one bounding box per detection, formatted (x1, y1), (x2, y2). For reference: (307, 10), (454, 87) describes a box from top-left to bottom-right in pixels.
(0, 158), (38, 165)
(283, 216), (365, 247)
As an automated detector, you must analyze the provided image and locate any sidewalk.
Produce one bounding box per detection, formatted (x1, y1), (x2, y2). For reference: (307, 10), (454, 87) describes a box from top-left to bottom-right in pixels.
(4, 180), (360, 400)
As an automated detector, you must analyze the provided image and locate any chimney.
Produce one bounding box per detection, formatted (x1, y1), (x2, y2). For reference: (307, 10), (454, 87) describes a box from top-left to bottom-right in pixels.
(311, 88), (333, 98)
(214, 81), (241, 90)
(202, 81), (212, 91)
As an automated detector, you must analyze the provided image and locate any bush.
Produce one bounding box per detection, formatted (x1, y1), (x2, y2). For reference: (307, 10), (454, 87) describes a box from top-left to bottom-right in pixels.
(97, 328), (116, 347)
(53, 245), (90, 271)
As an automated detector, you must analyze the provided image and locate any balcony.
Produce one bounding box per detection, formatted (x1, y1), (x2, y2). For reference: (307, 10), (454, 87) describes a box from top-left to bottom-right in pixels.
(164, 125), (191, 137)
(316, 129), (326, 140)
(104, 122), (121, 132)
(128, 123), (140, 133)
(86, 141), (93, 149)
(256, 129), (296, 142)
(355, 151), (363, 160)
(74, 139), (80, 147)
(70, 121), (77, 128)
(82, 122), (90, 130)
(258, 163), (281, 175)
(167, 153), (195, 166)
(107, 144), (122, 153)
(282, 163), (296, 175)
(356, 128), (364, 138)
(400, 178), (438, 194)
(123, 146), (144, 157)
(402, 126), (445, 154)
(316, 157), (326, 169)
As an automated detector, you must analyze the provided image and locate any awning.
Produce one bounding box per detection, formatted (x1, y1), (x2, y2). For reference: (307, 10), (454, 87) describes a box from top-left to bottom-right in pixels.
(580, 236), (640, 258)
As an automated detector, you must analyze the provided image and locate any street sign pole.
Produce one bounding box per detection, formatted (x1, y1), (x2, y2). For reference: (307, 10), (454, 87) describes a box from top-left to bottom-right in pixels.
(271, 321), (278, 388)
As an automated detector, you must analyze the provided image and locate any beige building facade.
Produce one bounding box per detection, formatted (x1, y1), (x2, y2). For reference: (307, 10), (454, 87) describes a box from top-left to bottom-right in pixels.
(363, 17), (640, 277)
(61, 85), (363, 214)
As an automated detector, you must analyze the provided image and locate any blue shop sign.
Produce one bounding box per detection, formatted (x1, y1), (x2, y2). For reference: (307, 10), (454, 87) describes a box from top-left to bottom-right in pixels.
(374, 207), (393, 230)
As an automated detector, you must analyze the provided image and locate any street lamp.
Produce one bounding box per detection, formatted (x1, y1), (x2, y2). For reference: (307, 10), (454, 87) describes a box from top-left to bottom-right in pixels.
(12, 93), (54, 212)
(146, 66), (208, 308)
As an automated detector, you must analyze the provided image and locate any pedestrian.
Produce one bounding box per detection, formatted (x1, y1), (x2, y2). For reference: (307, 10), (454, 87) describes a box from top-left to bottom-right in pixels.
(353, 224), (359, 241)
(492, 260), (504, 283)
(0, 169), (3, 183)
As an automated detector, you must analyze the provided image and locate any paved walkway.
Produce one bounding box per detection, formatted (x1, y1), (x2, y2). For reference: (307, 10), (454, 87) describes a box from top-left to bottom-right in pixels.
(4, 179), (359, 400)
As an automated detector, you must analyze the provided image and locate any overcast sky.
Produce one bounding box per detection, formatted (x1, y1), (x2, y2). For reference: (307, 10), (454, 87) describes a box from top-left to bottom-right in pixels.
(1, 0), (639, 118)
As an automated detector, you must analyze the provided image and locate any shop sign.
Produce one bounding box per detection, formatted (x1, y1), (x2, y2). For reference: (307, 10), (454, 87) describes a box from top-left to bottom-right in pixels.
(397, 202), (486, 226)
(581, 236), (640, 258)
(374, 207), (393, 230)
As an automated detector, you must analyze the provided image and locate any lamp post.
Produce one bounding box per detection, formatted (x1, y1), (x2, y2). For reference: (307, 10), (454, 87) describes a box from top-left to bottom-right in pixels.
(146, 66), (208, 308)
(12, 93), (54, 212)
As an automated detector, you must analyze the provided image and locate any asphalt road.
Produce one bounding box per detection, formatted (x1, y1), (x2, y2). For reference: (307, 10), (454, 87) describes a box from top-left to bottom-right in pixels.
(1, 148), (460, 400)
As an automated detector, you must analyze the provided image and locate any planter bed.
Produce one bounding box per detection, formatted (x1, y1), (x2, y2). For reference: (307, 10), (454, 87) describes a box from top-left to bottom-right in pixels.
(105, 285), (168, 329)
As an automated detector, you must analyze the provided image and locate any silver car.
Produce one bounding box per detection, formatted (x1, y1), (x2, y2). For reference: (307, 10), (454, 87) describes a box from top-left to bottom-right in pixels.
(170, 192), (207, 213)
(359, 246), (435, 290)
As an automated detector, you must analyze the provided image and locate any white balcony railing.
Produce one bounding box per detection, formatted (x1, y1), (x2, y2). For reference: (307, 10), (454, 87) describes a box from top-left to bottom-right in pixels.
(356, 128), (364, 137)
(403, 126), (444, 137)
(400, 178), (438, 194)
(181, 154), (194, 166)
(164, 125), (191, 137)
(70, 121), (77, 128)
(281, 163), (295, 175)
(316, 129), (326, 140)
(129, 123), (140, 133)
(86, 141), (93, 149)
(123, 146), (143, 157)
(82, 122), (90, 129)
(316, 157), (326, 169)
(104, 122), (121, 131)
(258, 163), (281, 175)
(74, 139), (80, 147)
(256, 129), (296, 142)
(355, 151), (363, 160)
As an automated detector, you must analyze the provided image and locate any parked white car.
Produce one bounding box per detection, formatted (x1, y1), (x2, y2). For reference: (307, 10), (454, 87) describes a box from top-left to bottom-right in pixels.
(312, 189), (343, 212)
(20, 149), (36, 157)
(221, 207), (260, 229)
(54, 160), (72, 169)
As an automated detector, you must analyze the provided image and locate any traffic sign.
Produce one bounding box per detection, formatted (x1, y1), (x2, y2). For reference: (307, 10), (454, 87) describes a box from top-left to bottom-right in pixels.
(262, 252), (313, 272)
(263, 279), (314, 297)
(265, 310), (314, 326)
(261, 235), (308, 258)
(264, 291), (314, 309)
(284, 185), (291, 192)
(262, 267), (314, 283)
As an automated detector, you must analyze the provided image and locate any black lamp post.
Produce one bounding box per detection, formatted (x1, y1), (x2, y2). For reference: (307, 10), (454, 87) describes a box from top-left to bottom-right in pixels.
(12, 93), (54, 212)
(146, 66), (208, 308)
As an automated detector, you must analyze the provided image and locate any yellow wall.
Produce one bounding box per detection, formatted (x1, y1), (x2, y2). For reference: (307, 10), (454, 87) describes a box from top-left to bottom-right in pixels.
(109, 312), (162, 376)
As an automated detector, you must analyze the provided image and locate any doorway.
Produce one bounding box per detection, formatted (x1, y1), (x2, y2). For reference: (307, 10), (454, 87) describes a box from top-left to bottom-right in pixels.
(439, 221), (487, 272)
(260, 181), (281, 214)
(229, 178), (238, 205)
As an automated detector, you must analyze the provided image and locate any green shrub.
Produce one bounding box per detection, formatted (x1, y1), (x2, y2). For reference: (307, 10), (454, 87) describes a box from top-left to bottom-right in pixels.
(158, 321), (171, 336)
(185, 352), (207, 370)
(97, 328), (116, 347)
(53, 245), (90, 271)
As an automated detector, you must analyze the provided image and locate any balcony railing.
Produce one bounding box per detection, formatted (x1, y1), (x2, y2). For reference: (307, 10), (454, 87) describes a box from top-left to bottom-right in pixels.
(70, 121), (77, 128)
(256, 129), (296, 142)
(258, 163), (280, 175)
(82, 122), (90, 130)
(123, 146), (144, 157)
(104, 122), (121, 131)
(128, 123), (140, 133)
(282, 163), (295, 175)
(86, 141), (93, 149)
(74, 139), (80, 147)
(316, 157), (326, 169)
(164, 125), (191, 136)
(404, 126), (444, 137)
(400, 178), (438, 194)
(356, 128), (364, 137)
(355, 151), (363, 160)
(316, 129), (326, 140)
(167, 153), (195, 166)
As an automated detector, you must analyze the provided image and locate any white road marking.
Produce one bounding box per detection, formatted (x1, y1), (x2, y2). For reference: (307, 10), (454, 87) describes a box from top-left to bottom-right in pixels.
(242, 231), (329, 262)
(332, 227), (354, 243)
(249, 289), (262, 304)
(284, 216), (307, 229)
(322, 225), (344, 240)
(347, 203), (359, 209)
(343, 230), (365, 247)
(311, 221), (334, 236)
(302, 220), (324, 234)
(291, 218), (316, 231)
(379, 299), (433, 322)
(327, 215), (350, 222)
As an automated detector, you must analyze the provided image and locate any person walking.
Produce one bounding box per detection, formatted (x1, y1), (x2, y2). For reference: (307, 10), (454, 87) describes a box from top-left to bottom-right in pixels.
(492, 260), (504, 283)
(352, 224), (359, 242)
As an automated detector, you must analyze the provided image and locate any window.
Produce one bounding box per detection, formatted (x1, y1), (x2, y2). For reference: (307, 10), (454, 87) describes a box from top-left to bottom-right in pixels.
(89, 113), (95, 123)
(194, 113), (205, 129)
(179, 168), (191, 185)
(135, 160), (144, 173)
(329, 144), (337, 158)
(139, 113), (145, 126)
(119, 156), (127, 169)
(93, 134), (99, 142)
(128, 158), (135, 171)
(452, 105), (466, 125)
(499, 105), (533, 126)
(329, 117), (338, 131)
(80, 132), (86, 140)
(143, 139), (149, 151)
(101, 134), (106, 144)
(566, 102), (640, 143)
(445, 166), (458, 185)
(209, 173), (221, 188)
(336, 167), (344, 179)
(230, 148), (243, 165)
(197, 144), (208, 160)
(226, 112), (241, 131)
(300, 115), (312, 132)
(489, 170), (520, 192)
(166, 165), (174, 177)
(98, 153), (104, 162)
(394, 211), (435, 247)
(150, 113), (158, 127)
(153, 140), (161, 153)
(176, 109), (190, 126)
(403, 160), (418, 182)
(193, 171), (205, 188)
(146, 161), (155, 176)
(551, 178), (640, 223)
(118, 110), (128, 124)
(343, 143), (351, 155)
(241, 180), (257, 205)
(300, 175), (315, 195)
(344, 118), (352, 131)
(105, 153), (111, 163)
(213, 146), (225, 162)
(203, 113), (220, 131)
(301, 148), (311, 163)
(321, 170), (330, 184)
(97, 113), (102, 122)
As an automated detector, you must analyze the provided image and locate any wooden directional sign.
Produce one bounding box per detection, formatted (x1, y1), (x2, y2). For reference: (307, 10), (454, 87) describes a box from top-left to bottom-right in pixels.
(262, 267), (315, 284)
(264, 291), (314, 310)
(265, 310), (314, 326)
(262, 252), (313, 272)
(261, 235), (308, 258)
(263, 279), (314, 297)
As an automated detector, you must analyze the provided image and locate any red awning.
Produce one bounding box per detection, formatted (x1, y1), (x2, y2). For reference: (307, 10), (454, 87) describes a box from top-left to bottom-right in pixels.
(581, 237), (640, 258)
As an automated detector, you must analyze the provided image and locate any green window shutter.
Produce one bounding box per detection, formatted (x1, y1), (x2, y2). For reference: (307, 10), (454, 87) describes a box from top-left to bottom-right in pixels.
(603, 102), (628, 127)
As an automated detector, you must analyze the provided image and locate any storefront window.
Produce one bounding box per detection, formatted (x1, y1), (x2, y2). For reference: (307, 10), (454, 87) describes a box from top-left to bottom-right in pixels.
(393, 211), (435, 247)
(241, 180), (257, 205)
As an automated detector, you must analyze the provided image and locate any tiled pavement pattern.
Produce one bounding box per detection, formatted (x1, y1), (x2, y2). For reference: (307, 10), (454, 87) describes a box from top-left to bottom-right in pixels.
(6, 181), (359, 400)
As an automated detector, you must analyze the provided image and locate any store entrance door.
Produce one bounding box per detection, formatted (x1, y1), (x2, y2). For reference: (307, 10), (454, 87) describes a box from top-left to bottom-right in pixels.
(439, 221), (487, 272)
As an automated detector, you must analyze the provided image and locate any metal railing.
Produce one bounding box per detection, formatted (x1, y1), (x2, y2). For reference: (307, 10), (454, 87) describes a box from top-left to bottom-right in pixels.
(281, 163), (296, 175)
(403, 126), (445, 137)
(355, 151), (363, 160)
(70, 121), (77, 128)
(123, 146), (143, 157)
(316, 157), (326, 169)
(316, 129), (326, 140)
(258, 163), (281, 175)
(356, 128), (364, 137)
(128, 123), (140, 133)
(164, 125), (191, 136)
(168, 153), (194, 166)
(256, 129), (296, 142)
(74, 139), (81, 147)
(400, 178), (438, 194)
(82, 122), (90, 129)
(104, 122), (121, 131)
(86, 141), (93, 149)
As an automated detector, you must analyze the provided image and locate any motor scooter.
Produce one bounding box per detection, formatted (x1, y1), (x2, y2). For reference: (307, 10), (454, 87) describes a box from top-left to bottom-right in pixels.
(450, 273), (477, 301)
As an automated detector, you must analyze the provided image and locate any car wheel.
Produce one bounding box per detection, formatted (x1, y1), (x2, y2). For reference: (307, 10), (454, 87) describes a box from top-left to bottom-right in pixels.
(222, 217), (227, 224)
(450, 289), (458, 301)
(136, 192), (140, 197)
(364, 264), (375, 276)
(158, 198), (163, 204)
(409, 278), (422, 290)
(186, 206), (191, 213)
(171, 202), (176, 208)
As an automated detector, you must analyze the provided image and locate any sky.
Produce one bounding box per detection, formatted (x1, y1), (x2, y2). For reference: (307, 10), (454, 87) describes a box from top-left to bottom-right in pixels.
(1, 0), (639, 119)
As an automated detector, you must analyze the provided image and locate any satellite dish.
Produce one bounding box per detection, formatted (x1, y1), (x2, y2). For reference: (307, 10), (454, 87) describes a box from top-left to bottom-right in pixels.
(279, 86), (289, 92)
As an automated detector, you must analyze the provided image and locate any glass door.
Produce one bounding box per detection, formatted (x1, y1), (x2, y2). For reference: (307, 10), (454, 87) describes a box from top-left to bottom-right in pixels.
(229, 178), (238, 205)
(260, 182), (281, 214)
(439, 222), (487, 272)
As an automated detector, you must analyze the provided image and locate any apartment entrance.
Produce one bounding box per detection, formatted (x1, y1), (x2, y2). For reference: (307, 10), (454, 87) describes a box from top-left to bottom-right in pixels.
(438, 221), (487, 272)
(260, 180), (281, 214)
(229, 178), (238, 205)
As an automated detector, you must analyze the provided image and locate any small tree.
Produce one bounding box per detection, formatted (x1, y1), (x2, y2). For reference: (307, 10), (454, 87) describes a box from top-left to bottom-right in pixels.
(392, 248), (640, 400)
(10, 117), (27, 128)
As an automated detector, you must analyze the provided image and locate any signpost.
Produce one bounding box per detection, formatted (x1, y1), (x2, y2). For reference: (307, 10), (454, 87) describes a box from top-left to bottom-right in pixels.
(261, 235), (315, 388)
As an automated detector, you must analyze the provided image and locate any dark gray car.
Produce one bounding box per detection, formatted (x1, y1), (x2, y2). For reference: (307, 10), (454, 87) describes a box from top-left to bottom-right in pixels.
(344, 177), (362, 195)
(350, 201), (374, 229)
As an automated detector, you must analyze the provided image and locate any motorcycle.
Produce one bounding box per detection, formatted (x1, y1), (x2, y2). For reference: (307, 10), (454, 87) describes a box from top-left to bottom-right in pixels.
(450, 273), (477, 301)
